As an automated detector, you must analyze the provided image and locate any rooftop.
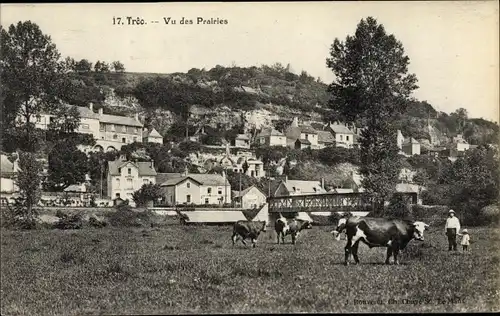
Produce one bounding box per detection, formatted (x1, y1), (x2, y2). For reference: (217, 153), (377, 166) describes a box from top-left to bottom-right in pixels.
(328, 123), (354, 134)
(280, 179), (326, 195)
(161, 173), (230, 187)
(108, 160), (157, 176)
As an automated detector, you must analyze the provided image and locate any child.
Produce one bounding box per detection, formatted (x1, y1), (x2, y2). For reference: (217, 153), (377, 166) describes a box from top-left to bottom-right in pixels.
(458, 229), (470, 252)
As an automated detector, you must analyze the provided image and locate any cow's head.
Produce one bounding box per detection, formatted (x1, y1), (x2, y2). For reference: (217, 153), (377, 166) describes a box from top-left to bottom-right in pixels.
(412, 221), (430, 241)
(300, 220), (313, 230)
(332, 217), (347, 241)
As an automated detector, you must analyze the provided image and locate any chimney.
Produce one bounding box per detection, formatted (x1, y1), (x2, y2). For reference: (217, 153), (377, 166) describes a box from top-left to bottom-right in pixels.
(321, 177), (325, 189)
(134, 113), (139, 121)
(183, 166), (189, 177)
(98, 108), (103, 115)
(150, 160), (154, 169)
(89, 103), (93, 112)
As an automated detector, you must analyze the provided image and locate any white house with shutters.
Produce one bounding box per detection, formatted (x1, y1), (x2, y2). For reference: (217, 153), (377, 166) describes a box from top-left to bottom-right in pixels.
(106, 155), (157, 204)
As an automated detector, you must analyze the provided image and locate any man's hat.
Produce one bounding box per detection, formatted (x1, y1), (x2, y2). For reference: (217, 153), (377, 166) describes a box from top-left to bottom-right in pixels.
(462, 229), (468, 233)
(449, 209), (455, 214)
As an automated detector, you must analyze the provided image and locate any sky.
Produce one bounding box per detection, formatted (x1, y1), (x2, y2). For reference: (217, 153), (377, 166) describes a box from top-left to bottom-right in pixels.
(2, 2), (499, 122)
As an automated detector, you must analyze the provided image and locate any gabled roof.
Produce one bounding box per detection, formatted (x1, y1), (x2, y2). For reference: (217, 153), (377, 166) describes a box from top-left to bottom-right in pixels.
(76, 106), (99, 119)
(147, 128), (162, 138)
(232, 185), (266, 198)
(403, 137), (419, 145)
(317, 131), (335, 144)
(161, 173), (230, 187)
(258, 127), (284, 137)
(328, 123), (353, 134)
(296, 138), (311, 145)
(299, 125), (318, 134)
(236, 134), (250, 140)
(156, 173), (182, 185)
(280, 179), (326, 195)
(99, 113), (143, 127)
(108, 160), (157, 176)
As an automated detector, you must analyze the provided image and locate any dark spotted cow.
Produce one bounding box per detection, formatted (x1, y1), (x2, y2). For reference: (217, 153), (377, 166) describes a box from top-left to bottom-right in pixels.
(338, 216), (429, 265)
(232, 220), (267, 248)
(275, 216), (312, 245)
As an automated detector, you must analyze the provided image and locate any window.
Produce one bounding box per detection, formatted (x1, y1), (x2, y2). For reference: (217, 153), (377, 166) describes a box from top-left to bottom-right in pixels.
(143, 179), (149, 184)
(113, 134), (118, 140)
(187, 182), (191, 188)
(80, 123), (89, 129)
(36, 116), (41, 123)
(346, 135), (349, 141)
(110, 124), (115, 132)
(340, 135), (343, 141)
(186, 195), (191, 203)
(127, 168), (131, 175)
(99, 123), (105, 131)
(218, 188), (222, 195)
(115, 193), (120, 198)
(208, 188), (212, 194)
(305, 134), (309, 140)
(115, 178), (120, 189)
(135, 127), (139, 134)
(127, 178), (133, 189)
(205, 198), (209, 204)
(118, 168), (121, 173)
(122, 138), (126, 143)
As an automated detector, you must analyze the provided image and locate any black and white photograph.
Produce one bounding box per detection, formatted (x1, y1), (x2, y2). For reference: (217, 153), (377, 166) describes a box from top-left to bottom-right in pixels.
(1, 2), (499, 314)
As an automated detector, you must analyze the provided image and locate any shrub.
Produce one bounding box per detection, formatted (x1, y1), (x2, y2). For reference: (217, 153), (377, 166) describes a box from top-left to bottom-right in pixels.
(105, 205), (155, 227)
(88, 216), (108, 228)
(53, 212), (83, 230)
(479, 205), (500, 226)
(1, 205), (39, 230)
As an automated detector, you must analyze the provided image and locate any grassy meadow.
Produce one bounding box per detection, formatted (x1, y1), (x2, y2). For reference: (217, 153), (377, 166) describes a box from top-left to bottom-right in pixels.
(1, 220), (499, 314)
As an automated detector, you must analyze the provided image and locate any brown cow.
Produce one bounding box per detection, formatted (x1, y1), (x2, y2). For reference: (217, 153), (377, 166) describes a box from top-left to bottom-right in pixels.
(232, 220), (267, 248)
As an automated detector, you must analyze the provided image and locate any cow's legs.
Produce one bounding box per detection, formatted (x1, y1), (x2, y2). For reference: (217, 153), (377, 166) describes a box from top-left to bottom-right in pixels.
(385, 247), (393, 264)
(232, 233), (240, 246)
(291, 233), (296, 245)
(276, 232), (281, 244)
(282, 233), (285, 244)
(252, 238), (257, 248)
(352, 241), (360, 264)
(344, 236), (353, 265)
(393, 247), (400, 265)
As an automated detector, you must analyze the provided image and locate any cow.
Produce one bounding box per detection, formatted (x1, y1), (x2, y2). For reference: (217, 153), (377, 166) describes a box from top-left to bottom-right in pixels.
(232, 220), (267, 248)
(331, 216), (349, 241)
(339, 216), (429, 265)
(275, 216), (312, 245)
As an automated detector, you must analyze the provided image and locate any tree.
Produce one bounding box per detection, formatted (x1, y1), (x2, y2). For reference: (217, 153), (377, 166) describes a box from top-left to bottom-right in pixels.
(62, 56), (76, 73)
(111, 60), (125, 73)
(47, 141), (89, 191)
(1, 21), (64, 152)
(94, 60), (110, 73)
(74, 59), (92, 73)
(326, 17), (418, 210)
(13, 152), (43, 228)
(132, 183), (163, 207)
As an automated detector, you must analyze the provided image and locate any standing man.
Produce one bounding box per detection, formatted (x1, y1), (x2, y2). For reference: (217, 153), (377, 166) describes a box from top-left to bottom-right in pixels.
(445, 209), (461, 251)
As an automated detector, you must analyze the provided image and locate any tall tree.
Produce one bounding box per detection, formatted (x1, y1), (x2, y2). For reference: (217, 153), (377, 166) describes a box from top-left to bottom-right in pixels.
(326, 17), (418, 210)
(74, 59), (92, 73)
(15, 152), (43, 226)
(47, 140), (89, 191)
(1, 21), (64, 152)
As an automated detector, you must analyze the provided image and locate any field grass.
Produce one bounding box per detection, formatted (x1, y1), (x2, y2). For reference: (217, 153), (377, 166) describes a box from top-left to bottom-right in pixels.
(1, 222), (499, 314)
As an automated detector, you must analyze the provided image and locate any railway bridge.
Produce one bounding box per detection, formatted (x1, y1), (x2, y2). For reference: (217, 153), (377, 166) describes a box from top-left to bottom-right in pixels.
(267, 192), (417, 214)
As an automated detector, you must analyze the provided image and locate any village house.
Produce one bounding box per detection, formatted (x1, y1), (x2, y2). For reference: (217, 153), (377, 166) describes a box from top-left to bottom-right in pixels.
(0, 154), (19, 194)
(233, 134), (251, 149)
(316, 130), (336, 148)
(285, 117), (320, 149)
(402, 137), (421, 156)
(449, 134), (470, 158)
(256, 127), (287, 147)
(160, 172), (231, 206)
(274, 177), (327, 196)
(27, 103), (143, 153)
(325, 122), (355, 148)
(232, 185), (267, 209)
(142, 128), (163, 144)
(107, 155), (157, 204)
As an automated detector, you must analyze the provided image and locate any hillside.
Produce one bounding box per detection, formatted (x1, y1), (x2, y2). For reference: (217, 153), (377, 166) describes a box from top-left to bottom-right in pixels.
(60, 64), (499, 146)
